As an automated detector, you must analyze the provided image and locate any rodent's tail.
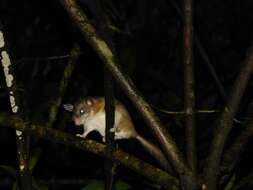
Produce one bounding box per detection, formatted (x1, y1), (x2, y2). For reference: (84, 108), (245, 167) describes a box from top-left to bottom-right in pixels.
(136, 135), (173, 173)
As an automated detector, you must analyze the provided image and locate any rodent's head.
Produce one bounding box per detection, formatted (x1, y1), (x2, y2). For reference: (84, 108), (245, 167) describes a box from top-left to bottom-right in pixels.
(63, 98), (94, 125)
(72, 98), (95, 126)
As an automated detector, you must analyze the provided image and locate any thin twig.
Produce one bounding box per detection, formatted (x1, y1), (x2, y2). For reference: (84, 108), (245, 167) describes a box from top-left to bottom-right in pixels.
(46, 44), (80, 127)
(14, 52), (83, 64)
(151, 104), (220, 114)
(195, 36), (227, 103)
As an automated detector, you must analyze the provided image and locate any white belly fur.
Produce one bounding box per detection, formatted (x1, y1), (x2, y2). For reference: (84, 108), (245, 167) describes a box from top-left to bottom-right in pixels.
(85, 110), (122, 138)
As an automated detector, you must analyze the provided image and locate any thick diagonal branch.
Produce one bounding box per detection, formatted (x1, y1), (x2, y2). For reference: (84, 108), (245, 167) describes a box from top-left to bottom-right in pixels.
(0, 112), (179, 190)
(59, 0), (192, 178)
(204, 44), (253, 190)
(220, 101), (253, 185)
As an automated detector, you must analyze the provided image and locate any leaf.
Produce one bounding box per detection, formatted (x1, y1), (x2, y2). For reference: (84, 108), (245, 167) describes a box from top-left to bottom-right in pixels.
(115, 180), (131, 190)
(0, 165), (16, 179)
(11, 182), (17, 190)
(32, 177), (49, 190)
(81, 180), (104, 190)
(81, 180), (131, 190)
(224, 175), (236, 190)
(29, 148), (43, 171)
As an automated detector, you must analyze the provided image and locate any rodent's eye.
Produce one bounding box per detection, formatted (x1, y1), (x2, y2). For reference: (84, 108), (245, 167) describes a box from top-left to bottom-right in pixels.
(80, 109), (85, 115)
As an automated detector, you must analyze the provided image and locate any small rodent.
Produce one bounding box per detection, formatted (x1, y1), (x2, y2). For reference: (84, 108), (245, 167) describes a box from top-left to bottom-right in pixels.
(63, 97), (171, 171)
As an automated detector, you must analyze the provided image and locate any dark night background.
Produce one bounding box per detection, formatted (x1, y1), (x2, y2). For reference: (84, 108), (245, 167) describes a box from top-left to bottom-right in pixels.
(0, 0), (253, 189)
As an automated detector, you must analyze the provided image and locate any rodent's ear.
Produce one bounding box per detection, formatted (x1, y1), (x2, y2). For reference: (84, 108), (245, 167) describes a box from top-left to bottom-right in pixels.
(63, 104), (74, 112)
(86, 99), (93, 106)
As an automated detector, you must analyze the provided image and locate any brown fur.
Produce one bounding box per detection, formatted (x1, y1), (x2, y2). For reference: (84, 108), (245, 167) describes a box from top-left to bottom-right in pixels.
(91, 97), (104, 113)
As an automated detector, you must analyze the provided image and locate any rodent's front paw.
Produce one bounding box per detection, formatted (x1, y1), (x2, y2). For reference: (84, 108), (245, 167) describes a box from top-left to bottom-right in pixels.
(109, 128), (115, 133)
(76, 134), (82, 137)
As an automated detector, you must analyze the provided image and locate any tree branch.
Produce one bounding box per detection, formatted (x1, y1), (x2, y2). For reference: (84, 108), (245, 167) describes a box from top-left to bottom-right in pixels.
(104, 67), (116, 190)
(195, 36), (227, 103)
(183, 0), (197, 174)
(0, 23), (32, 190)
(0, 112), (179, 190)
(220, 101), (253, 186)
(29, 45), (80, 173)
(46, 44), (80, 128)
(204, 44), (253, 190)
(167, 0), (227, 103)
(232, 173), (253, 190)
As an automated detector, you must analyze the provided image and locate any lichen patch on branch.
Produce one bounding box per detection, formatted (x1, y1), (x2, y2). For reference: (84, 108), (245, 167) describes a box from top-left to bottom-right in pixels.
(0, 31), (5, 48)
(1, 51), (14, 87)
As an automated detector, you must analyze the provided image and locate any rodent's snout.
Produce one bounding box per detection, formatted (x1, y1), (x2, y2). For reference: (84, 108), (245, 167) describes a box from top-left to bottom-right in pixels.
(73, 116), (83, 126)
